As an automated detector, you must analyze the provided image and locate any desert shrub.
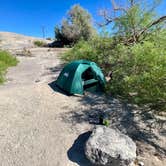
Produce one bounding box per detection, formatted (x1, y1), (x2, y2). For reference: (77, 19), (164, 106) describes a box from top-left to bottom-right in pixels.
(63, 40), (95, 61)
(63, 33), (166, 111)
(55, 4), (96, 46)
(22, 48), (32, 56)
(63, 36), (113, 69)
(46, 37), (52, 40)
(63, 0), (166, 112)
(16, 48), (32, 57)
(0, 50), (18, 83)
(34, 40), (46, 47)
(108, 41), (166, 111)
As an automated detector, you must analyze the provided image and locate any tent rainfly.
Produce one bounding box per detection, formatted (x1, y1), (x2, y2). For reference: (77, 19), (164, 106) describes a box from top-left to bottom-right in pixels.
(56, 60), (106, 95)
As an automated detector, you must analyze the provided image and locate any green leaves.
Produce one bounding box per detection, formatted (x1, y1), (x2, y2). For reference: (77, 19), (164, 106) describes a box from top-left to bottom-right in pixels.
(34, 40), (46, 47)
(108, 37), (166, 111)
(55, 4), (95, 45)
(64, 29), (166, 111)
(110, 0), (164, 44)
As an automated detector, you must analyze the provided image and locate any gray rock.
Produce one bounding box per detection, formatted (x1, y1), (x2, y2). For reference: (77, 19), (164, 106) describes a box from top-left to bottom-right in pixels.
(138, 161), (144, 166)
(85, 126), (136, 166)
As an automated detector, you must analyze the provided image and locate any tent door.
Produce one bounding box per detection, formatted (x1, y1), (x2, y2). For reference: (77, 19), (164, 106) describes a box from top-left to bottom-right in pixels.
(81, 67), (99, 91)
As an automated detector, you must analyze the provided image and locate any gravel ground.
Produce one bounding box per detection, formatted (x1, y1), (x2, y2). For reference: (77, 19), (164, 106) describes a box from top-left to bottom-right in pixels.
(0, 45), (92, 166)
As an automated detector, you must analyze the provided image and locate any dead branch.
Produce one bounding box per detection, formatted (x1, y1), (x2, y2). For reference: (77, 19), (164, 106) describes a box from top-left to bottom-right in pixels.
(137, 16), (166, 39)
(110, 0), (127, 13)
(98, 0), (127, 26)
(121, 15), (166, 44)
(98, 9), (120, 26)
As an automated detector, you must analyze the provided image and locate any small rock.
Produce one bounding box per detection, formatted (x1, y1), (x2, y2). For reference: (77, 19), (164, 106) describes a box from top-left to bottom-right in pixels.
(35, 79), (40, 82)
(85, 126), (136, 166)
(138, 161), (144, 166)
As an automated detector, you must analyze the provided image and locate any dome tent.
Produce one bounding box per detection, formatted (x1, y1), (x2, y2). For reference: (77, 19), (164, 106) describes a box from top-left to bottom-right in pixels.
(56, 60), (106, 95)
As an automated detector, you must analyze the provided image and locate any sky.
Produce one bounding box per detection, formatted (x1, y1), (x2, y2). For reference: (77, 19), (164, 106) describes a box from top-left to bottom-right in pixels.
(0, 0), (165, 38)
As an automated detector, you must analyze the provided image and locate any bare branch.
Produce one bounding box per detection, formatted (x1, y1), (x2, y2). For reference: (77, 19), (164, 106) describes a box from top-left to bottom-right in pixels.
(130, 0), (135, 6)
(122, 15), (166, 44)
(98, 9), (120, 26)
(97, 19), (117, 27)
(98, 0), (127, 27)
(98, 14), (120, 26)
(138, 16), (166, 37)
(98, 0), (166, 45)
(99, 10), (112, 22)
(110, 0), (127, 13)
(110, 0), (118, 9)
(148, 15), (166, 28)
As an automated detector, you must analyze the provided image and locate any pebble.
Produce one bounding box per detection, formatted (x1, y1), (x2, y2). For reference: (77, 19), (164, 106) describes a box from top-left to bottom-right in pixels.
(138, 161), (144, 166)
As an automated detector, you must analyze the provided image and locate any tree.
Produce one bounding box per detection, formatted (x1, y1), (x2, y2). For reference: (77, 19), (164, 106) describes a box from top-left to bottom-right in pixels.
(99, 0), (166, 45)
(55, 4), (95, 45)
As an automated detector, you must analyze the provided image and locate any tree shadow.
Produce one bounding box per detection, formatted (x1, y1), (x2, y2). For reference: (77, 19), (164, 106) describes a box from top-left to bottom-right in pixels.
(46, 62), (166, 157)
(60, 92), (166, 157)
(47, 64), (64, 74)
(45, 63), (64, 80)
(67, 131), (94, 166)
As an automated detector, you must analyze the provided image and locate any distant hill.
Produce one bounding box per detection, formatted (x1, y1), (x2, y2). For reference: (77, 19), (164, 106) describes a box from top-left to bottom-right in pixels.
(0, 32), (50, 51)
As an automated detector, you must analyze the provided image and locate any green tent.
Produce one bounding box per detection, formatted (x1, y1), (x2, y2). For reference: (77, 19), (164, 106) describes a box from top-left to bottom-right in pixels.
(56, 60), (106, 95)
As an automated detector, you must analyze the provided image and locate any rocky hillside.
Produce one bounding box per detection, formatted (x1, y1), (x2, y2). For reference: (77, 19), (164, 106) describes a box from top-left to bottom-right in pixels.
(0, 31), (50, 51)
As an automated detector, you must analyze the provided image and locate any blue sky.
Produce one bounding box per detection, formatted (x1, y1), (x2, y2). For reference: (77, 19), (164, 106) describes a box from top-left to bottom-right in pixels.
(0, 0), (165, 38)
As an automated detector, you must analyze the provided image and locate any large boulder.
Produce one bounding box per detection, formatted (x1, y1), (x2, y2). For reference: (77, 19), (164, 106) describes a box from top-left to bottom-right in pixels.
(85, 126), (136, 166)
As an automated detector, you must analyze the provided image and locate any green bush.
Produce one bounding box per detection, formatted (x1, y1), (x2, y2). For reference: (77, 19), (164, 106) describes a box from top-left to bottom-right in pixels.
(34, 40), (46, 47)
(46, 37), (52, 40)
(0, 50), (18, 84)
(63, 40), (95, 61)
(108, 42), (166, 111)
(55, 4), (96, 46)
(63, 34), (166, 111)
(103, 119), (110, 127)
(63, 36), (113, 70)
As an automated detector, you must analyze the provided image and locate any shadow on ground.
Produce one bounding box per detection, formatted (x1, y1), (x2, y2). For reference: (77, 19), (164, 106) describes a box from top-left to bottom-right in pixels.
(47, 63), (64, 75)
(47, 63), (75, 96)
(48, 80), (71, 96)
(47, 63), (166, 158)
(67, 131), (94, 166)
(44, 63), (64, 80)
(60, 93), (166, 157)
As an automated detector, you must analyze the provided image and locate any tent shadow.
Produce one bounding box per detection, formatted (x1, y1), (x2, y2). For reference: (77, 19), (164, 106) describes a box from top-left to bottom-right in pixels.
(48, 80), (71, 96)
(48, 80), (103, 98)
(67, 131), (94, 166)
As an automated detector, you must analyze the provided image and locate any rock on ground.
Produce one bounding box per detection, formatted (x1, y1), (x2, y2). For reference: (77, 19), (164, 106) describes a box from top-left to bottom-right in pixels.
(85, 126), (136, 166)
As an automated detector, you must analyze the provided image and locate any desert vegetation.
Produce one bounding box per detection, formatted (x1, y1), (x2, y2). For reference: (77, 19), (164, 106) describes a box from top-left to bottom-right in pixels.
(34, 40), (46, 47)
(63, 0), (166, 113)
(0, 50), (18, 83)
(54, 4), (96, 46)
(0, 1), (165, 165)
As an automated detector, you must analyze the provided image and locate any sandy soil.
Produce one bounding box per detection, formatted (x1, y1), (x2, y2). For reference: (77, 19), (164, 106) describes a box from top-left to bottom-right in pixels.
(0, 43), (93, 166)
(0, 32), (165, 166)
